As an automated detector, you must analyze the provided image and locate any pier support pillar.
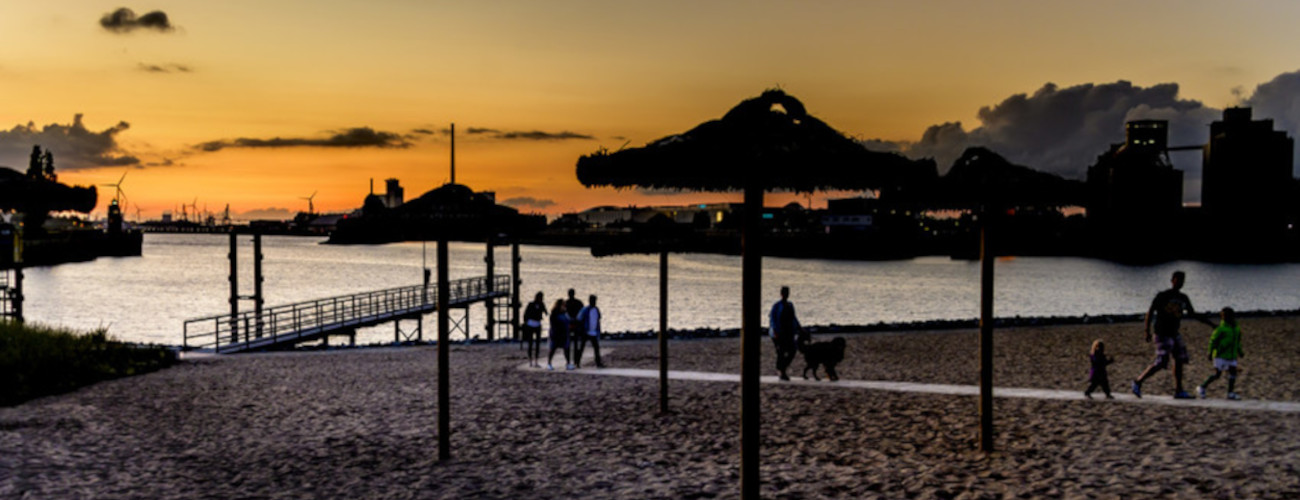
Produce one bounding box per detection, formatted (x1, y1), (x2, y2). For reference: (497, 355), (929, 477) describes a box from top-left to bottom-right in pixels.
(511, 242), (521, 342)
(5, 266), (23, 324)
(253, 233), (264, 339)
(485, 235), (495, 341)
(228, 233), (239, 343)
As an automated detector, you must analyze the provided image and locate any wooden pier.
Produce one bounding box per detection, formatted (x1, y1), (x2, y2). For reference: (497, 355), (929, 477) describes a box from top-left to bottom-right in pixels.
(183, 275), (509, 353)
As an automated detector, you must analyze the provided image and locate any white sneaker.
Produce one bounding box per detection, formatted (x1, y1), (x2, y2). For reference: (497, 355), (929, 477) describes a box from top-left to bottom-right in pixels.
(1227, 392), (1241, 400)
(566, 364), (575, 370)
(1197, 386), (1207, 399)
(547, 364), (554, 371)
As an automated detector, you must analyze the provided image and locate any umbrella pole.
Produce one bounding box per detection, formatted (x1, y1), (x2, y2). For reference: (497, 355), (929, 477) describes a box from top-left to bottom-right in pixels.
(740, 185), (763, 500)
(978, 213), (995, 452)
(659, 250), (669, 414)
(437, 237), (451, 461)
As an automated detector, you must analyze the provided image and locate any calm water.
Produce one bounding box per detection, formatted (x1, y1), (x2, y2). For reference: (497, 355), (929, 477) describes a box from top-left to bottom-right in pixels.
(17, 233), (1300, 346)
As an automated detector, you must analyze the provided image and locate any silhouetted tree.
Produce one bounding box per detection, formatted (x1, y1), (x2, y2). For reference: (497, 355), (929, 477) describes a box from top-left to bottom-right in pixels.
(27, 146), (43, 179)
(42, 150), (56, 181)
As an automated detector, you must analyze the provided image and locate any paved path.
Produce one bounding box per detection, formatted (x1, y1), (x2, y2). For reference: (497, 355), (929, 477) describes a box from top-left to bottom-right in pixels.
(523, 356), (1300, 413)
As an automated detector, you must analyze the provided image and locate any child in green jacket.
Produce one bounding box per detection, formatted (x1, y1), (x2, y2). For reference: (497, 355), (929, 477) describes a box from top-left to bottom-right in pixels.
(1197, 307), (1243, 400)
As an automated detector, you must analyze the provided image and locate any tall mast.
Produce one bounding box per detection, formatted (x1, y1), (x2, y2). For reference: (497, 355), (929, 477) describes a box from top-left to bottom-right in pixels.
(449, 123), (456, 185)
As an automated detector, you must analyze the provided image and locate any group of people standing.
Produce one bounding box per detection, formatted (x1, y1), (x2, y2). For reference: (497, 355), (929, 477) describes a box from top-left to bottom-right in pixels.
(521, 288), (605, 370)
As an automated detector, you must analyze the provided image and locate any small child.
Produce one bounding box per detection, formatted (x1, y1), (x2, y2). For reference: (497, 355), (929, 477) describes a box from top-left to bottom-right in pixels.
(1198, 307), (1244, 400)
(1084, 339), (1114, 399)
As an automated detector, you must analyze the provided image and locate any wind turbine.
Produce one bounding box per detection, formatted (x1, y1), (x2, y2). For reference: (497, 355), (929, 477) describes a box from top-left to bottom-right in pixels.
(301, 191), (318, 215)
(100, 170), (130, 213)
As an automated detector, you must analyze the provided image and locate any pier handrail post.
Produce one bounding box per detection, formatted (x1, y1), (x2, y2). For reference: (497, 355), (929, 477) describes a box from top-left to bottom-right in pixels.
(437, 237), (451, 461)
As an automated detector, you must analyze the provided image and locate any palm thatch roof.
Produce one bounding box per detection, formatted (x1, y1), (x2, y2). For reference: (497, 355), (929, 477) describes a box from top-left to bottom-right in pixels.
(577, 89), (937, 193)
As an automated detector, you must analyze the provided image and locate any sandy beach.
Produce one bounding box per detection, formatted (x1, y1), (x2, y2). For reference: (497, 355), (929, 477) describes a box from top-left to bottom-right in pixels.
(3, 317), (1299, 499)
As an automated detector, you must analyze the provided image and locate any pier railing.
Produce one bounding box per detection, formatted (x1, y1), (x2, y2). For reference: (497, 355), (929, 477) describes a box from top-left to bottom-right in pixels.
(183, 275), (510, 353)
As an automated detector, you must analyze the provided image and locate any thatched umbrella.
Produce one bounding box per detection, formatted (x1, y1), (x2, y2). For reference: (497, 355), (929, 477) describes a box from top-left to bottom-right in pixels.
(891, 146), (1085, 451)
(577, 89), (936, 499)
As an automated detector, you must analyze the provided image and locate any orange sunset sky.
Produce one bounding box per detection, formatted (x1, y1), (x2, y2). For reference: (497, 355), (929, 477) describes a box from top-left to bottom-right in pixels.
(3, 1), (1300, 220)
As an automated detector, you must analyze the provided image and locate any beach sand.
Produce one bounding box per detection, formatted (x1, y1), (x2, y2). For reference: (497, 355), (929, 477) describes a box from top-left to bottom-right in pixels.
(2, 318), (1298, 499)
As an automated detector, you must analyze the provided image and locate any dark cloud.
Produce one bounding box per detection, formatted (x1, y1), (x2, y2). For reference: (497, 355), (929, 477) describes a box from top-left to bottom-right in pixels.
(869, 80), (1222, 202)
(497, 130), (594, 141)
(1244, 69), (1300, 173)
(196, 127), (412, 152)
(411, 128), (435, 135)
(500, 197), (556, 210)
(137, 62), (191, 73)
(436, 126), (593, 141)
(0, 114), (140, 170)
(100, 8), (175, 33)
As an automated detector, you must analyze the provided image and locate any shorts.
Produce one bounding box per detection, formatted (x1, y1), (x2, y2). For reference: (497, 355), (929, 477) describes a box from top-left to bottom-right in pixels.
(1151, 334), (1189, 368)
(1213, 358), (1239, 372)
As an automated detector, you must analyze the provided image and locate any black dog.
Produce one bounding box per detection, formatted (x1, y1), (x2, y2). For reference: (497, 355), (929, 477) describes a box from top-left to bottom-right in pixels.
(800, 337), (846, 381)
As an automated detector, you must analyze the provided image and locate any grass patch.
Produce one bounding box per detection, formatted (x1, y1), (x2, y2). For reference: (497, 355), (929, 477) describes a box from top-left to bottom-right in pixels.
(0, 321), (178, 407)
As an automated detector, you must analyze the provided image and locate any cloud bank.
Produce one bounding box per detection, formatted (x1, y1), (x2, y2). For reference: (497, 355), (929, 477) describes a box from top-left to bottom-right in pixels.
(238, 207), (294, 220)
(138, 63), (191, 73)
(196, 127), (412, 152)
(883, 80), (1221, 181)
(434, 127), (594, 141)
(0, 114), (140, 171)
(1243, 69), (1300, 172)
(100, 8), (175, 33)
(500, 196), (556, 210)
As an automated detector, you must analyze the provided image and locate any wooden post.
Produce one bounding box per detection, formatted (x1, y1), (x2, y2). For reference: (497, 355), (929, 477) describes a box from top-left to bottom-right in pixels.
(511, 242), (521, 342)
(11, 265), (21, 323)
(437, 238), (451, 461)
(659, 250), (669, 414)
(253, 233), (264, 338)
(485, 234), (495, 341)
(228, 232), (239, 343)
(740, 184), (763, 500)
(978, 211), (995, 452)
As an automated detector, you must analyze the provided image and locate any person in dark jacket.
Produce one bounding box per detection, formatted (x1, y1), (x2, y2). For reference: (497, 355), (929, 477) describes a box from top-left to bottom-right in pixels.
(522, 292), (547, 368)
(547, 299), (573, 371)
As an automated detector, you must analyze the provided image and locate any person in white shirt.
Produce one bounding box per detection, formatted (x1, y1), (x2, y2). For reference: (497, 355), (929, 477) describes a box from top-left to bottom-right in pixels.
(575, 295), (605, 369)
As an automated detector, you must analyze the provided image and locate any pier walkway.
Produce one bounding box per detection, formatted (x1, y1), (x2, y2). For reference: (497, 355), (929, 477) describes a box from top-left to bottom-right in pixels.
(184, 275), (509, 353)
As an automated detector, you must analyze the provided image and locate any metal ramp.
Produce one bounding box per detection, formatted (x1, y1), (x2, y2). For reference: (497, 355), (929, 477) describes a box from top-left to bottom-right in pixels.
(183, 275), (509, 353)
